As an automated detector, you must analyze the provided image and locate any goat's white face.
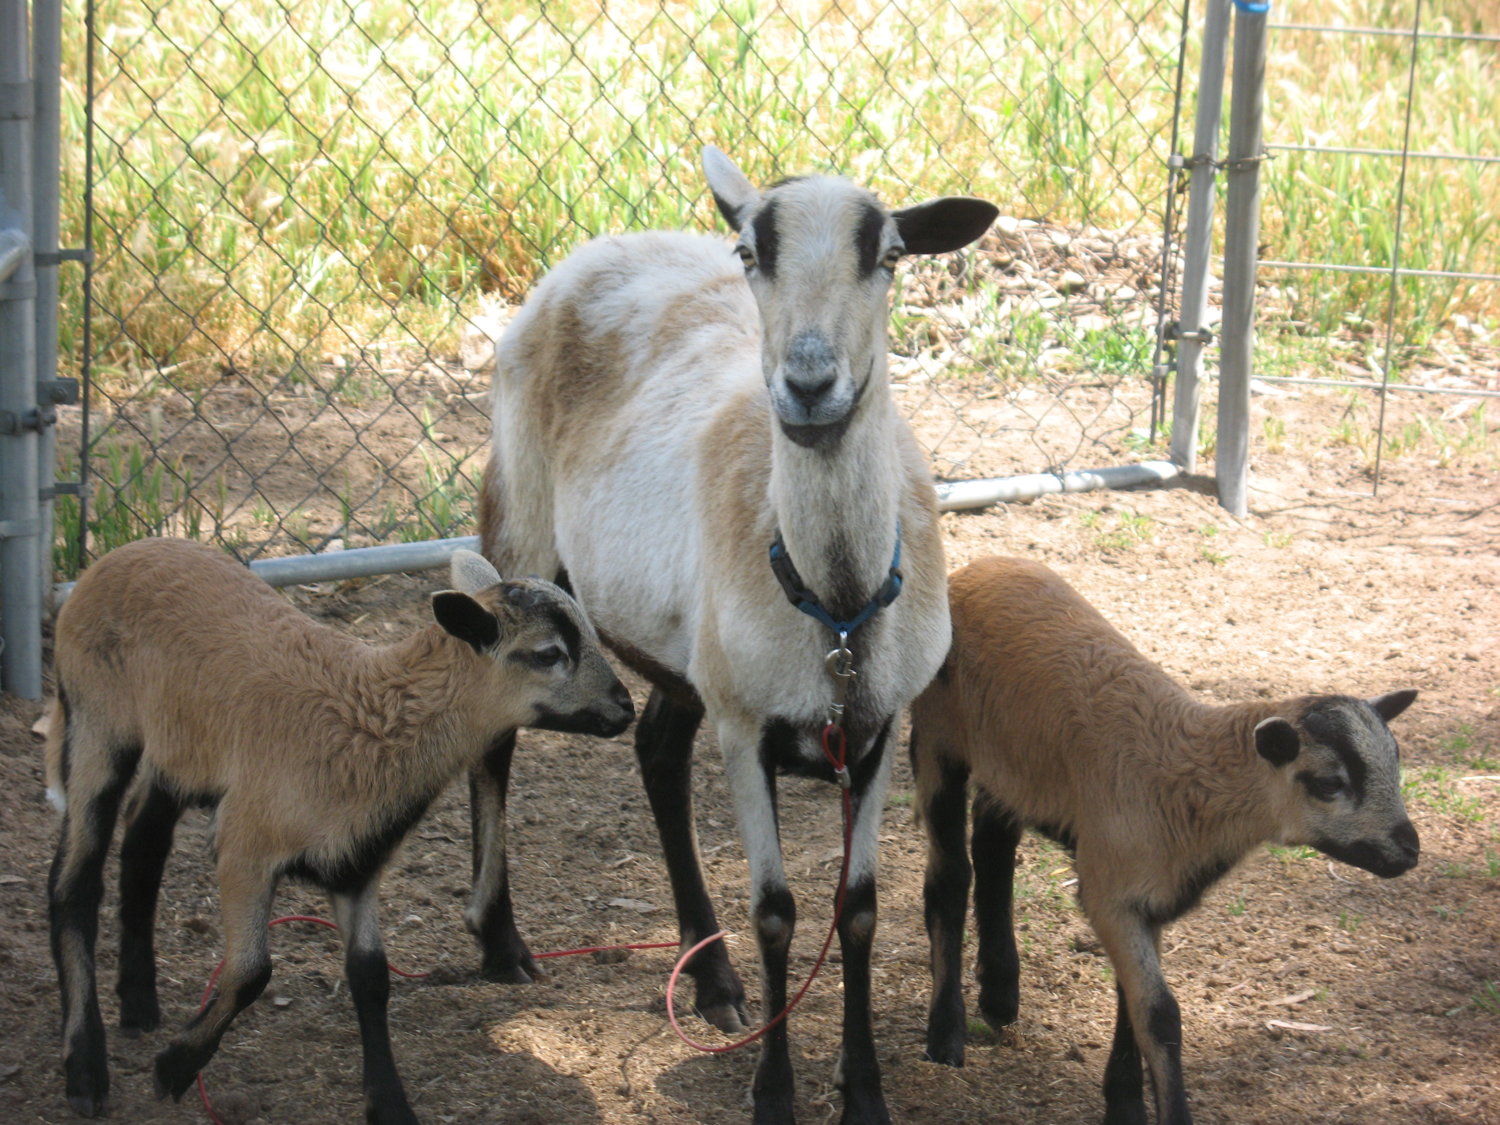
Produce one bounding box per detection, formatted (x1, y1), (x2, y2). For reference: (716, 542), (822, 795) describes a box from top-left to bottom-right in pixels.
(702, 146), (997, 448)
(1259, 690), (1420, 879)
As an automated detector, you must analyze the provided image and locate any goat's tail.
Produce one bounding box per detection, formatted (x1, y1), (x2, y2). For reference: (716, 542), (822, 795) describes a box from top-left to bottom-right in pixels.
(43, 687), (68, 815)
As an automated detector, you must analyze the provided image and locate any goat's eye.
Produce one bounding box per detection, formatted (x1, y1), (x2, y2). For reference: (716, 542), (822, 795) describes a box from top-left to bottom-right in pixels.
(881, 246), (903, 270)
(735, 245), (756, 271)
(531, 644), (566, 668)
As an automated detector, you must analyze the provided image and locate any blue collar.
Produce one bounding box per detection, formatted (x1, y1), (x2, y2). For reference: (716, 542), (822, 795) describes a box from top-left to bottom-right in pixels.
(768, 526), (904, 639)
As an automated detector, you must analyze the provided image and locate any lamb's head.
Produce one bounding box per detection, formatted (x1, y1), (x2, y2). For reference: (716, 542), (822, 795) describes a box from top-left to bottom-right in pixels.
(702, 145), (997, 449)
(434, 549), (635, 738)
(1257, 690), (1420, 878)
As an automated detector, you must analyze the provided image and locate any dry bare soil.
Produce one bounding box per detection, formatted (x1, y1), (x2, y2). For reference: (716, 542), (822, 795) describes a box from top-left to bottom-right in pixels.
(2, 385), (1497, 1125)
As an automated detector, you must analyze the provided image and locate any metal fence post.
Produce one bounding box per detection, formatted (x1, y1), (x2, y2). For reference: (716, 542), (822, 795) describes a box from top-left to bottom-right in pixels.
(34, 0), (73, 606)
(1216, 0), (1268, 517)
(0, 0), (44, 698)
(1170, 0), (1232, 474)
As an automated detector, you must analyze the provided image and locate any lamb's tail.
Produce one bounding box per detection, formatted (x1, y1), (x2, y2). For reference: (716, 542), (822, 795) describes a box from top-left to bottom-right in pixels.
(43, 690), (67, 815)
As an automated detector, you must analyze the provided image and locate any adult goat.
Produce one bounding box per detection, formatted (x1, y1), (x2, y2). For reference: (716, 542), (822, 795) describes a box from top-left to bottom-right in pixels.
(473, 147), (996, 1123)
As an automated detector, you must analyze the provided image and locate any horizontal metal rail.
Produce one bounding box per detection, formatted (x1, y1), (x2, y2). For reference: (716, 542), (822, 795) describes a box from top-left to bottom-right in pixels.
(1261, 260), (1500, 283)
(1255, 375), (1500, 398)
(53, 464), (1186, 605)
(1266, 142), (1500, 165)
(1269, 22), (1500, 45)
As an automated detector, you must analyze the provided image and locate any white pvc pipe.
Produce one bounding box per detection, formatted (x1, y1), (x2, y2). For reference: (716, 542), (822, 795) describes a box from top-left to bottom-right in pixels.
(935, 461), (1180, 511)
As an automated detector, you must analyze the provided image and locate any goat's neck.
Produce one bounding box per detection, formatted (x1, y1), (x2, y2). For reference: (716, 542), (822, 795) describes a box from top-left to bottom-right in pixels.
(768, 386), (903, 622)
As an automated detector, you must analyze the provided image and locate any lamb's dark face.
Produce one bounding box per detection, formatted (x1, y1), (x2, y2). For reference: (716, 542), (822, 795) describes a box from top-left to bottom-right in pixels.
(434, 551), (635, 738)
(702, 146), (998, 449)
(1257, 691), (1420, 878)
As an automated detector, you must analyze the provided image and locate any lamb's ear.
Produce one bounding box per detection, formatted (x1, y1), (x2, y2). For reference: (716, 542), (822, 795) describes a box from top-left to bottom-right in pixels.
(702, 145), (760, 231)
(449, 548), (502, 595)
(432, 591), (501, 654)
(1255, 716), (1302, 767)
(892, 197), (999, 255)
(1369, 689), (1417, 723)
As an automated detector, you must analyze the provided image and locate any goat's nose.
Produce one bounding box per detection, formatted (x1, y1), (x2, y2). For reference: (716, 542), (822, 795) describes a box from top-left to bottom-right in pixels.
(612, 681), (635, 716)
(1392, 819), (1420, 862)
(784, 330), (839, 406)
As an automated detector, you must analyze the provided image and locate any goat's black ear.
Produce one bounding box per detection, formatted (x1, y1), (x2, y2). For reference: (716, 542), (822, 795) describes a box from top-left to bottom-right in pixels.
(1255, 717), (1302, 767)
(1368, 689), (1417, 723)
(432, 591), (501, 653)
(892, 197), (999, 255)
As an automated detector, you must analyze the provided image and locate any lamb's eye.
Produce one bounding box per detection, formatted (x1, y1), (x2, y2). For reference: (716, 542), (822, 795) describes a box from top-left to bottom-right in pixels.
(880, 246), (903, 270)
(736, 245), (756, 270)
(1308, 776), (1346, 801)
(531, 644), (566, 668)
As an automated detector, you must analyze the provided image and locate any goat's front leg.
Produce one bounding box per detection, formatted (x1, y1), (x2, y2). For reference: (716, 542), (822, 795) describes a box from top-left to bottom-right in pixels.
(724, 716), (797, 1124)
(1089, 898), (1189, 1125)
(916, 746), (972, 1068)
(638, 689), (748, 1032)
(832, 719), (895, 1125)
(332, 879), (419, 1125)
(466, 732), (538, 982)
(154, 857), (275, 1101)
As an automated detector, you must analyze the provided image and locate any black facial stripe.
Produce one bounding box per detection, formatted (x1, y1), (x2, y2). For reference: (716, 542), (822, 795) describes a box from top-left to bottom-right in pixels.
(1302, 700), (1370, 800)
(751, 199), (780, 277)
(545, 605), (582, 664)
(855, 202), (887, 277)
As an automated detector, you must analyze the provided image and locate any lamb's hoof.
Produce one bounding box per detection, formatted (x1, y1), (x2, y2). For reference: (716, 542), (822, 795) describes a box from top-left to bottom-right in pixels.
(480, 959), (535, 985)
(696, 999), (749, 1034)
(152, 1047), (202, 1102)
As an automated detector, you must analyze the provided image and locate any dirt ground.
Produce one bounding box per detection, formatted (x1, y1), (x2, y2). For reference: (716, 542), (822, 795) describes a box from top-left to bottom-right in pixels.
(2, 378), (1498, 1125)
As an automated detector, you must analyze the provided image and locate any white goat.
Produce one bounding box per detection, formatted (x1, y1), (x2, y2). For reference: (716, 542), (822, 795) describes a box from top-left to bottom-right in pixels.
(910, 555), (1420, 1125)
(45, 537), (633, 1124)
(471, 147), (996, 1124)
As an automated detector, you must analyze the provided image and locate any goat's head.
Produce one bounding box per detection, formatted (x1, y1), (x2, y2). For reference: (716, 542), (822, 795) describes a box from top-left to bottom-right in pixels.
(1257, 690), (1420, 878)
(703, 146), (997, 449)
(433, 549), (635, 738)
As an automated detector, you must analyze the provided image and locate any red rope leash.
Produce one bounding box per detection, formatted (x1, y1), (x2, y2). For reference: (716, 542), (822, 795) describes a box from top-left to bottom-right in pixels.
(664, 721), (854, 1053)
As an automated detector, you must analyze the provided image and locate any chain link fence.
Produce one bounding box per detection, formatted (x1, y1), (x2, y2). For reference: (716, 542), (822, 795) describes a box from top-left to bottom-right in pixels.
(57, 0), (1191, 572)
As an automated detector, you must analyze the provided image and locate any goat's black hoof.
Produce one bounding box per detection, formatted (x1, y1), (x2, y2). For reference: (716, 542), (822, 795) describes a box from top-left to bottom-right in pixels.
(63, 1054), (109, 1117)
(977, 986), (1020, 1030)
(118, 999), (161, 1038)
(152, 1046), (202, 1102)
(479, 941), (539, 984)
(1103, 1102), (1150, 1125)
(923, 1039), (965, 1068)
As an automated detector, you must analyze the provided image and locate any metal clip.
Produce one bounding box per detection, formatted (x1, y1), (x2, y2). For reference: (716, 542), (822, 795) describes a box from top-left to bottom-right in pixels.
(824, 632), (857, 727)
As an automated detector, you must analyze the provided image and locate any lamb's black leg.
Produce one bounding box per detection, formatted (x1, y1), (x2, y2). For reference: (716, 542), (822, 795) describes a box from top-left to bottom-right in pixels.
(333, 881), (419, 1125)
(971, 794), (1024, 1031)
(919, 754), (972, 1066)
(635, 688), (748, 1032)
(116, 777), (183, 1035)
(465, 732), (538, 982)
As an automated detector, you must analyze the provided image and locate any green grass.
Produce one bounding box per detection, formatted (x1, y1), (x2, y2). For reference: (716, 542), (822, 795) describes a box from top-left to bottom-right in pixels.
(61, 0), (1497, 393)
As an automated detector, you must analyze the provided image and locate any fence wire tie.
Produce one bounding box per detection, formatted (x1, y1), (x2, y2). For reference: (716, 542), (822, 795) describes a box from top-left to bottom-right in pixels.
(1221, 150), (1275, 173)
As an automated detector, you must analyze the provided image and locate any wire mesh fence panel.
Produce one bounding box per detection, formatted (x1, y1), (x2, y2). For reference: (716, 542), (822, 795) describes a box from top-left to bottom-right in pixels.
(1252, 3), (1498, 436)
(59, 0), (1192, 572)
